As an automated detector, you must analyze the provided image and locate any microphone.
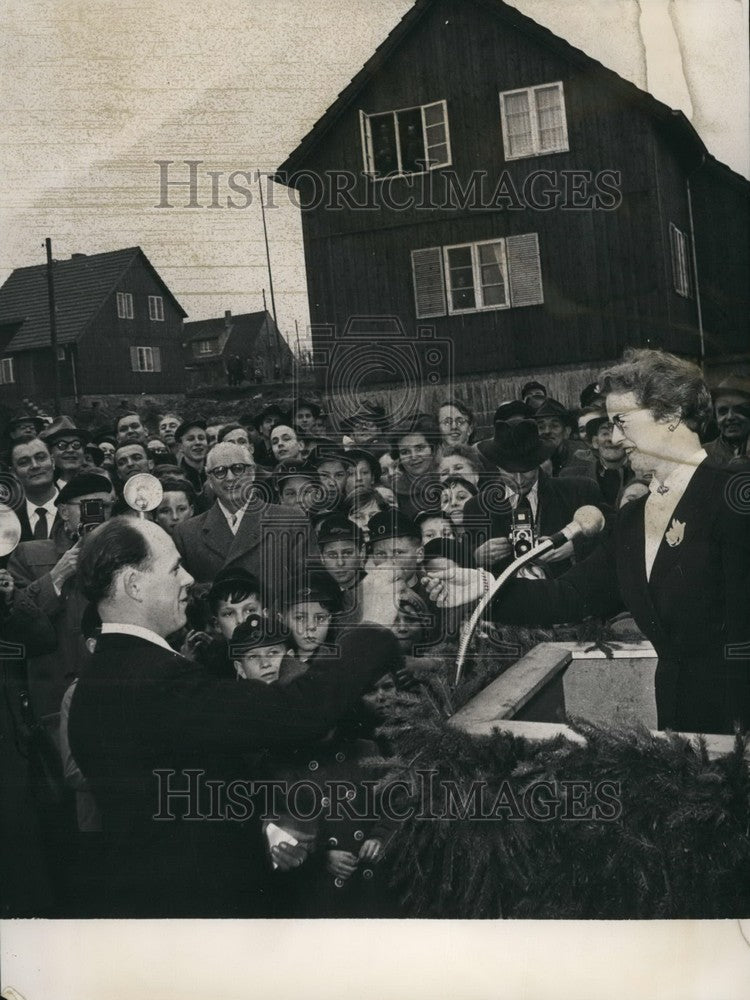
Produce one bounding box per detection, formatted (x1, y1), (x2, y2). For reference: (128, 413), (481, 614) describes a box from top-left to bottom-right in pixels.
(453, 506), (605, 687)
(539, 505), (606, 555)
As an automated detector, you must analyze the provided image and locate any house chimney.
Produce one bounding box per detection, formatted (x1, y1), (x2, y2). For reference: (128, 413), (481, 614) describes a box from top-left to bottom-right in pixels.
(224, 309), (232, 329)
(71, 253), (87, 259)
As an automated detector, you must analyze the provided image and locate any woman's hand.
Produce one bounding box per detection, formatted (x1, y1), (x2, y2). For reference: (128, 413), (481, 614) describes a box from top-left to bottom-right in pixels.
(421, 567), (486, 608)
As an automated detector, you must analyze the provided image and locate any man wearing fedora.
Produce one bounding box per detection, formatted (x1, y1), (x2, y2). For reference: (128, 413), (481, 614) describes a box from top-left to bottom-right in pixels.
(40, 416), (92, 490)
(706, 376), (750, 464)
(464, 419), (605, 577)
(5, 411), (48, 447)
(534, 398), (591, 477)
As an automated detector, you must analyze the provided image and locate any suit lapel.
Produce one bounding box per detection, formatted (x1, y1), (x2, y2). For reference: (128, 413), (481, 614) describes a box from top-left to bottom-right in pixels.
(200, 503), (234, 560)
(648, 461), (713, 588)
(225, 505), (261, 564)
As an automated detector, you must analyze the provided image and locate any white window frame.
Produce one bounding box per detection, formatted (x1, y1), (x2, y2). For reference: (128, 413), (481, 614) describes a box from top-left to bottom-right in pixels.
(443, 239), (510, 315)
(499, 81), (569, 161)
(359, 99), (452, 179)
(135, 346), (154, 372)
(669, 223), (691, 298)
(117, 291), (134, 319)
(148, 295), (164, 321)
(412, 233), (544, 318)
(0, 357), (15, 384)
(198, 339), (213, 355)
(57, 346), (66, 361)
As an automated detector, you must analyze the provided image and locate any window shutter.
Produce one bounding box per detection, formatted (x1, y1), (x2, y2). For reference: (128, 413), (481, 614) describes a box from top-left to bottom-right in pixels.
(669, 223), (690, 296)
(422, 100), (451, 168)
(153, 347), (162, 372)
(411, 247), (447, 318)
(507, 233), (544, 307)
(130, 346), (139, 371)
(359, 110), (374, 176)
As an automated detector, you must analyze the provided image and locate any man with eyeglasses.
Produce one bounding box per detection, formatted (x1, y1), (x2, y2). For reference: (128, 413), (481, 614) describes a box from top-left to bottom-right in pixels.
(172, 442), (318, 602)
(40, 416), (92, 488)
(7, 472), (115, 724)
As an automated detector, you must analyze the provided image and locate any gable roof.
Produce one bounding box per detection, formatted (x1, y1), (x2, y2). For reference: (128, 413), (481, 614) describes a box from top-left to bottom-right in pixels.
(0, 246), (186, 353)
(274, 0), (732, 183)
(183, 310), (283, 353)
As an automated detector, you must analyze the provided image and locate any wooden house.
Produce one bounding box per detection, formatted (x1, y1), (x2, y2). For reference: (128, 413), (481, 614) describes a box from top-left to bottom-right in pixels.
(275, 0), (749, 386)
(182, 309), (294, 389)
(0, 247), (187, 406)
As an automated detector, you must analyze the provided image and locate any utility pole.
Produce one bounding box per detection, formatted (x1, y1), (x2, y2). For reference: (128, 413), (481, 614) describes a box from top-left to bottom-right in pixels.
(45, 238), (61, 416)
(257, 173), (283, 373)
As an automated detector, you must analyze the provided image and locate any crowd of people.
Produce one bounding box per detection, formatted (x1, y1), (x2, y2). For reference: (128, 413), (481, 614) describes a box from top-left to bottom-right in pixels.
(0, 349), (748, 917)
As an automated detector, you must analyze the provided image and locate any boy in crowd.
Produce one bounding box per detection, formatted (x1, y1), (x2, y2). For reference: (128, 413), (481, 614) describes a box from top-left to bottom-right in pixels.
(182, 567), (265, 677)
(316, 514), (366, 624)
(414, 509), (455, 546)
(280, 571), (341, 683)
(231, 615), (291, 685)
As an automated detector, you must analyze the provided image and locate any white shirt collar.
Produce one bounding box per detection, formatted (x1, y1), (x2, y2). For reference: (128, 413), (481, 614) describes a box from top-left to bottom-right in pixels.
(25, 492), (58, 520)
(100, 622), (173, 652)
(217, 500), (245, 532)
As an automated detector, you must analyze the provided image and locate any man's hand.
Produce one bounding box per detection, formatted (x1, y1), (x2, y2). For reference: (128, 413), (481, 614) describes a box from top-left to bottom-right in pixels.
(536, 538), (574, 564)
(360, 569), (405, 628)
(474, 538), (512, 567)
(326, 849), (358, 879)
(180, 629), (212, 659)
(421, 567), (486, 608)
(358, 838), (383, 863)
(49, 540), (81, 592)
(0, 569), (15, 603)
(271, 842), (310, 872)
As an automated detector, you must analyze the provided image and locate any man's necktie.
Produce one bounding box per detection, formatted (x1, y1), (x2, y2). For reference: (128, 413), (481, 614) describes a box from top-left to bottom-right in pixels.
(33, 508), (49, 540)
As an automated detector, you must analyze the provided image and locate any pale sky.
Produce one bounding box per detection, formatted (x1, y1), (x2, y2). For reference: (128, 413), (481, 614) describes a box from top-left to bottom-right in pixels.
(1, 0), (748, 350)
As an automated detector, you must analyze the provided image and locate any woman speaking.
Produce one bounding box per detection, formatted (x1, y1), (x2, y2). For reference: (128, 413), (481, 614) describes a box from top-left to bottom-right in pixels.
(425, 349), (750, 735)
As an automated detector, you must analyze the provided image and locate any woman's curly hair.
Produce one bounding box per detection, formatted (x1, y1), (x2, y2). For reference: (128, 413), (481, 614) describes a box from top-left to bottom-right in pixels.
(599, 348), (712, 433)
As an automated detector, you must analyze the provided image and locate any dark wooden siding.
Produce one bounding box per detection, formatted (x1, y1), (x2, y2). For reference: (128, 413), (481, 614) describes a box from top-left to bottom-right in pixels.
(75, 258), (185, 394)
(690, 166), (750, 361)
(288, 0), (704, 375)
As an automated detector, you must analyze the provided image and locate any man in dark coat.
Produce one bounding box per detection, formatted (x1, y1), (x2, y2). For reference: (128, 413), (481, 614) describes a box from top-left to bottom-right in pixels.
(467, 420), (605, 577)
(67, 517), (402, 917)
(173, 441), (317, 602)
(0, 567), (58, 916)
(7, 472), (115, 722)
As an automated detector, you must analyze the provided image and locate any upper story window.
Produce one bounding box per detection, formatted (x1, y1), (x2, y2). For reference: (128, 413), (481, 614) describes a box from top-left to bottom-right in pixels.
(499, 82), (569, 160)
(148, 295), (165, 321)
(411, 233), (544, 318)
(197, 339), (214, 355)
(0, 357), (15, 384)
(117, 291), (134, 319)
(360, 100), (452, 178)
(669, 223), (692, 297)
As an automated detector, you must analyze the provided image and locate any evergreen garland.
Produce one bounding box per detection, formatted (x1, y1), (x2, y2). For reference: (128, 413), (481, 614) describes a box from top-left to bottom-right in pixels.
(374, 672), (750, 919)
